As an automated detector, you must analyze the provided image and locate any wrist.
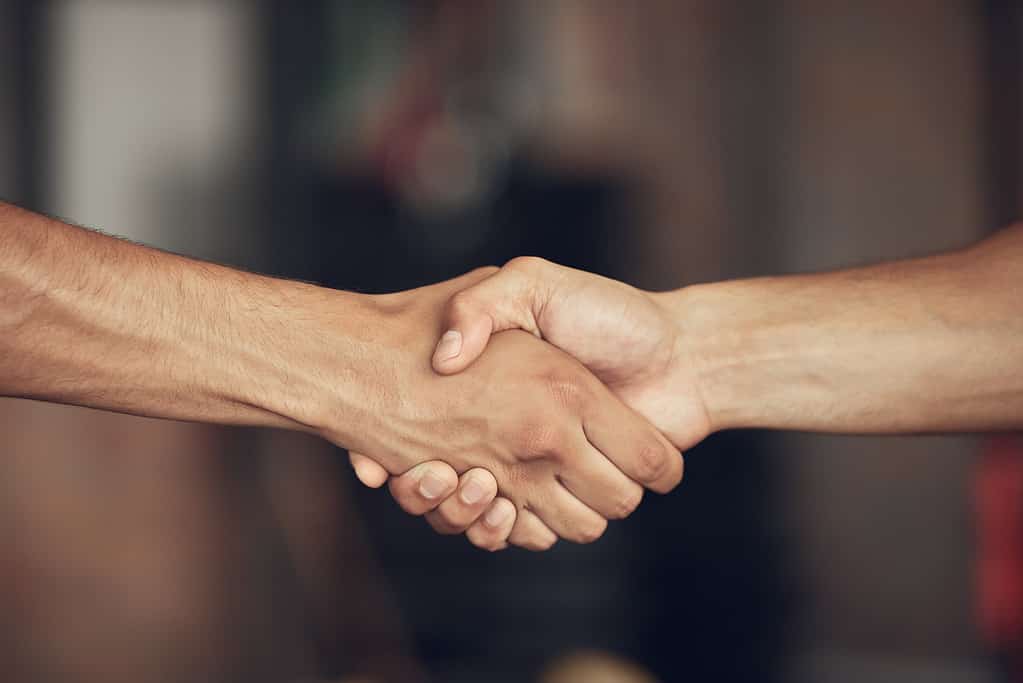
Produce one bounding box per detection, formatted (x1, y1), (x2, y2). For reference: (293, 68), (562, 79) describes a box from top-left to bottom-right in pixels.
(651, 282), (769, 433)
(226, 276), (398, 444)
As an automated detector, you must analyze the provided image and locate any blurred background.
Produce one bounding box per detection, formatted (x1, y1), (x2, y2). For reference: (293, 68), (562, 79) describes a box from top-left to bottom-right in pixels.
(1, 1), (1021, 682)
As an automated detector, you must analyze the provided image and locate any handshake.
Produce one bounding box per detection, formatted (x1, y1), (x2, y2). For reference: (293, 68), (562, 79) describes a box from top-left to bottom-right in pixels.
(327, 258), (707, 552)
(4, 202), (1016, 549)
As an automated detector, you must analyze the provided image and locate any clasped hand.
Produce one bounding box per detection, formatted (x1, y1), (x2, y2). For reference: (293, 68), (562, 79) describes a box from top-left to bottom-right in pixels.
(343, 259), (707, 551)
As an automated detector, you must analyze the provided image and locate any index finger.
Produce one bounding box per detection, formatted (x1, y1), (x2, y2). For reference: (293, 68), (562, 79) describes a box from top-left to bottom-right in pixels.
(581, 384), (684, 494)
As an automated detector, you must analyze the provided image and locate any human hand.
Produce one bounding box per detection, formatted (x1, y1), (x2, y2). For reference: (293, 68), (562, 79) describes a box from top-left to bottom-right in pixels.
(350, 453), (519, 552)
(428, 258), (711, 449)
(351, 258), (703, 549)
(334, 270), (681, 549)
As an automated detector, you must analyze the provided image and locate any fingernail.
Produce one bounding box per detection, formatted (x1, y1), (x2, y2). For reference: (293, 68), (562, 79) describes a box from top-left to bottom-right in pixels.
(484, 503), (510, 527)
(434, 330), (462, 362)
(418, 471), (449, 500)
(460, 476), (487, 505)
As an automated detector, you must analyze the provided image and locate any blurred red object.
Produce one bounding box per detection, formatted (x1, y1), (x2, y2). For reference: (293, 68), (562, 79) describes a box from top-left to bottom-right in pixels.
(976, 435), (1023, 659)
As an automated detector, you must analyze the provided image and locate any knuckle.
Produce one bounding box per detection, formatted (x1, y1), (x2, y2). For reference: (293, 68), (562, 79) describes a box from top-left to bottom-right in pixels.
(498, 462), (530, 493)
(478, 541), (505, 553)
(469, 265), (499, 279)
(609, 486), (644, 520)
(537, 535), (558, 551)
(667, 453), (685, 490)
(466, 530), (488, 549)
(650, 450), (685, 494)
(425, 513), (456, 535)
(510, 519), (557, 551)
(436, 506), (468, 531)
(449, 289), (477, 314)
(398, 501), (425, 516)
(519, 422), (564, 459)
(465, 469), (499, 501)
(632, 441), (671, 483)
(505, 255), (547, 274)
(465, 526), (487, 546)
(571, 516), (608, 545)
(471, 533), (507, 552)
(521, 535), (557, 552)
(389, 483), (424, 516)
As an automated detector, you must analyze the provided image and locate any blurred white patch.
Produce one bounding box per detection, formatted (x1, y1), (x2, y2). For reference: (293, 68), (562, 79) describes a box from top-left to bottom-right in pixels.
(48, 0), (259, 260)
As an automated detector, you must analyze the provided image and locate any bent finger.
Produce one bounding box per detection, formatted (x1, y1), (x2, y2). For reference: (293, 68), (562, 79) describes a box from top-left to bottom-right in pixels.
(386, 461), (459, 516)
(465, 497), (517, 551)
(432, 264), (544, 375)
(557, 436), (645, 521)
(582, 388), (684, 494)
(527, 481), (609, 545)
(425, 467), (499, 534)
(508, 507), (559, 551)
(349, 451), (390, 489)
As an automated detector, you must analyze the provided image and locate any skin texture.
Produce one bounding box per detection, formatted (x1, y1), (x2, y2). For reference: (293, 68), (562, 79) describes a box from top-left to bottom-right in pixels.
(351, 258), (701, 549)
(342, 274), (681, 549)
(363, 223), (1023, 549)
(0, 202), (680, 551)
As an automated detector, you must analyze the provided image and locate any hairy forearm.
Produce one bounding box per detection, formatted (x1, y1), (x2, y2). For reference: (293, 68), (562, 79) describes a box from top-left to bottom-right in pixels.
(661, 224), (1023, 434)
(0, 202), (375, 437)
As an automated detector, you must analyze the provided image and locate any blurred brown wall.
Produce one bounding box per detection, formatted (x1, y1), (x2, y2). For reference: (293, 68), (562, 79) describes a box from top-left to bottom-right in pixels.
(624, 1), (987, 676)
(0, 5), (283, 682)
(779, 0), (983, 665)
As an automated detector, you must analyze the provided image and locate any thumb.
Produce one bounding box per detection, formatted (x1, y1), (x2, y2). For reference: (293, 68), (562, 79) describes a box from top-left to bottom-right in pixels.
(349, 452), (390, 488)
(431, 259), (546, 375)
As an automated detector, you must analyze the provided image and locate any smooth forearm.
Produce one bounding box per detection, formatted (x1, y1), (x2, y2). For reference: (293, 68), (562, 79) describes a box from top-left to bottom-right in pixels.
(0, 202), (376, 438)
(660, 225), (1023, 434)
